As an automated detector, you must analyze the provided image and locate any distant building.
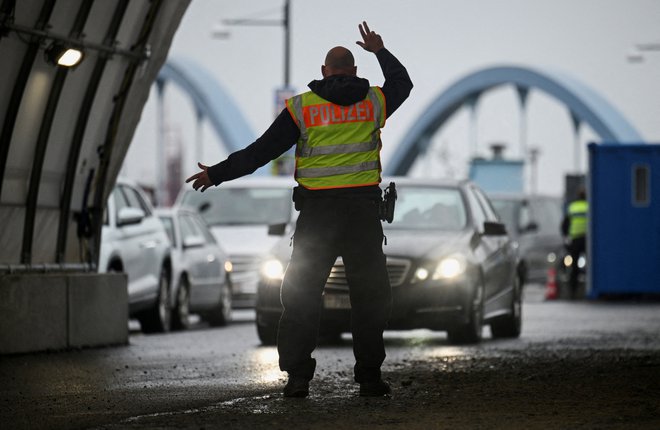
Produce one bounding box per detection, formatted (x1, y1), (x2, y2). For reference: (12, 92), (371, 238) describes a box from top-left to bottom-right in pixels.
(469, 144), (524, 194)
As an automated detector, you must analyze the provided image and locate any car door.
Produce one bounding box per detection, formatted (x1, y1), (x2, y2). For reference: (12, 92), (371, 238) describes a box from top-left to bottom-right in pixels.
(464, 186), (499, 295)
(189, 214), (224, 286)
(468, 185), (515, 312)
(179, 213), (221, 306)
(109, 186), (142, 298)
(119, 184), (161, 299)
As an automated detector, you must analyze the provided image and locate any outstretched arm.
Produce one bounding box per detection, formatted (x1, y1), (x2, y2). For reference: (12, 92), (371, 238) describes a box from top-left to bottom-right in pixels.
(356, 21), (412, 118)
(185, 109), (300, 191)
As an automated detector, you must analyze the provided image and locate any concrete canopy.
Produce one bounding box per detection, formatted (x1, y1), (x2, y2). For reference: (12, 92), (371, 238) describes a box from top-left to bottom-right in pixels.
(0, 0), (190, 270)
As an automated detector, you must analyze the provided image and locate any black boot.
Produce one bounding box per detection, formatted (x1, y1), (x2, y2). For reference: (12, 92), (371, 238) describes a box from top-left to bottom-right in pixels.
(283, 376), (309, 398)
(359, 379), (391, 397)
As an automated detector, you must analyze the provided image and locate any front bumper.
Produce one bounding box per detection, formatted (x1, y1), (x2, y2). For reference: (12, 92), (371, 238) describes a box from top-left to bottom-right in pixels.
(256, 274), (477, 332)
(230, 271), (259, 308)
(388, 277), (475, 330)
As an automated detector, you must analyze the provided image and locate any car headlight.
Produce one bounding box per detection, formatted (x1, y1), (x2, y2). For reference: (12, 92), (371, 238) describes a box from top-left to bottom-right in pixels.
(413, 254), (468, 283)
(433, 254), (466, 279)
(261, 259), (285, 281)
(414, 267), (430, 281)
(224, 260), (233, 273)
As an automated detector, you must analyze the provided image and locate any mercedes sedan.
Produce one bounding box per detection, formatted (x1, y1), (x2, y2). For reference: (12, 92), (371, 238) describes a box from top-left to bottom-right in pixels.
(255, 178), (522, 345)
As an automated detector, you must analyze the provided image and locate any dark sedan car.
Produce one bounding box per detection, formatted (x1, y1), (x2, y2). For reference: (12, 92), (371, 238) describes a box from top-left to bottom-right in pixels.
(255, 178), (521, 345)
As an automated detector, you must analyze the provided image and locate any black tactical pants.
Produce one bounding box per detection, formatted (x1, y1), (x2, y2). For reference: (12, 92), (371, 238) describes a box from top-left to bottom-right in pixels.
(569, 235), (586, 297)
(277, 197), (392, 383)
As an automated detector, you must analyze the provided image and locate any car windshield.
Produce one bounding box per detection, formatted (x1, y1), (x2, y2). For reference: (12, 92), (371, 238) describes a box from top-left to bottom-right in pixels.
(490, 199), (518, 234)
(387, 186), (467, 231)
(181, 187), (292, 226)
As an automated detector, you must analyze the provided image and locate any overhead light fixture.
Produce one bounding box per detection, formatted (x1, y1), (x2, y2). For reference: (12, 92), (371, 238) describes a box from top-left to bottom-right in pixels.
(4, 22), (148, 64)
(45, 42), (84, 68)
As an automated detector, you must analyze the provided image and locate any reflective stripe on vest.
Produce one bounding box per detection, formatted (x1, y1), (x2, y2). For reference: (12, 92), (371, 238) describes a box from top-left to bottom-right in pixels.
(287, 87), (386, 190)
(297, 160), (381, 178)
(568, 200), (588, 238)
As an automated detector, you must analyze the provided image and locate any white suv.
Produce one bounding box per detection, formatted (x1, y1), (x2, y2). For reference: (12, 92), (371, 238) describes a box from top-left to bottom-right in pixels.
(99, 179), (172, 333)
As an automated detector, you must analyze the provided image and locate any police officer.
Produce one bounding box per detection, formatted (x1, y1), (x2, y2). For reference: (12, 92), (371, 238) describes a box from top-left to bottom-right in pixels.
(562, 188), (588, 299)
(187, 21), (412, 398)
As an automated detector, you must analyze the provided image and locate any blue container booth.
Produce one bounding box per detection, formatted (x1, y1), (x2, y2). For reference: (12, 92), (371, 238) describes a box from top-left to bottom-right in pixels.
(588, 143), (660, 297)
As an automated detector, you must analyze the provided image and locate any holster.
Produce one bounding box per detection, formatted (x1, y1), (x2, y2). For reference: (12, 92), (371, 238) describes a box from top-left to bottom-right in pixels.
(379, 182), (397, 223)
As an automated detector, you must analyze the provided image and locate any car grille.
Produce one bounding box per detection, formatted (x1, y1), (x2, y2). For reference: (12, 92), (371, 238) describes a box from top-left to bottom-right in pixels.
(325, 257), (410, 291)
(229, 254), (260, 276)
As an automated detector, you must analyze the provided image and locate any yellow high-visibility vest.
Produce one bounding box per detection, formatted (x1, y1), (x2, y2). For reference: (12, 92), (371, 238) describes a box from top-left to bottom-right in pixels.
(286, 87), (386, 190)
(568, 199), (588, 238)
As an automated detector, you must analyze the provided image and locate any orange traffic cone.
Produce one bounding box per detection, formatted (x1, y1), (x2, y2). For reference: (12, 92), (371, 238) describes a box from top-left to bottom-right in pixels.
(545, 266), (558, 300)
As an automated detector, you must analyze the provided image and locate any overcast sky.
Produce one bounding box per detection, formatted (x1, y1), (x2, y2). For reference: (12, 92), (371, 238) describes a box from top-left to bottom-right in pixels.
(127, 0), (660, 197)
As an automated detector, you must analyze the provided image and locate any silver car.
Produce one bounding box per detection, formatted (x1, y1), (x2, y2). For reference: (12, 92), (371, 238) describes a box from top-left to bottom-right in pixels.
(156, 207), (233, 329)
(99, 179), (172, 333)
(177, 177), (296, 308)
(489, 194), (564, 285)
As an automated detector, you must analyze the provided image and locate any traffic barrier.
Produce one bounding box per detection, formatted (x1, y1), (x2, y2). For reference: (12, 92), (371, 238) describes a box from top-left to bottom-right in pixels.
(545, 266), (558, 300)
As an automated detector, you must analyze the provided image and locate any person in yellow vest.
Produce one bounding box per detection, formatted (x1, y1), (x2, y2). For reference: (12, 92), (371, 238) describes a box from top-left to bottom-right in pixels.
(186, 21), (412, 398)
(561, 188), (588, 298)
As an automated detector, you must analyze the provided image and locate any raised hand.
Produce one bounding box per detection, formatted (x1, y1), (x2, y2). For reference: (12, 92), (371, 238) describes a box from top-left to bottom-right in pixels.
(185, 162), (213, 192)
(356, 21), (384, 53)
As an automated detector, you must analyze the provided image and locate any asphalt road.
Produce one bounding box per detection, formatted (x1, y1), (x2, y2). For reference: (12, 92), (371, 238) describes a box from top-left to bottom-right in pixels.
(1, 285), (659, 429)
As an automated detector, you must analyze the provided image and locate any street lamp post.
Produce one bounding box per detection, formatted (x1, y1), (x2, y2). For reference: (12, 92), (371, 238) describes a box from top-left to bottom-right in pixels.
(528, 146), (541, 195)
(214, 0), (291, 88)
(283, 0), (290, 87)
(211, 1), (295, 176)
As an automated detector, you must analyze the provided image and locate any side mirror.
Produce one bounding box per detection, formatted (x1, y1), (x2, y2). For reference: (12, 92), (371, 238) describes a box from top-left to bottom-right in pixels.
(117, 207), (145, 227)
(267, 223), (287, 236)
(198, 202), (211, 213)
(183, 235), (206, 249)
(522, 221), (539, 233)
(483, 221), (507, 236)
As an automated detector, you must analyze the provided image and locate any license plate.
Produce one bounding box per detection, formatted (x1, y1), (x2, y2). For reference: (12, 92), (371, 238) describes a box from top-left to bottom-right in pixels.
(323, 293), (351, 309)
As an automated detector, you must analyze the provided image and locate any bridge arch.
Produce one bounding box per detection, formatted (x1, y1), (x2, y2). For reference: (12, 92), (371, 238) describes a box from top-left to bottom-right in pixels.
(156, 56), (255, 154)
(385, 65), (644, 175)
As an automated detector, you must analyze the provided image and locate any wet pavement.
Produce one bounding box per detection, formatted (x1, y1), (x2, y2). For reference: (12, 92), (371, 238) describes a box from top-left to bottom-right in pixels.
(1, 285), (660, 429)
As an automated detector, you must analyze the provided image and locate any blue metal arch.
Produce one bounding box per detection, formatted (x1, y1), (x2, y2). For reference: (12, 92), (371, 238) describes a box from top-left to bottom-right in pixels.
(385, 65), (644, 175)
(157, 56), (255, 154)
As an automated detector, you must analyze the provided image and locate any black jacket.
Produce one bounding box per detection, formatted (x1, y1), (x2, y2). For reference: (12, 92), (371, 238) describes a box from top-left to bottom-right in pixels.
(207, 48), (413, 199)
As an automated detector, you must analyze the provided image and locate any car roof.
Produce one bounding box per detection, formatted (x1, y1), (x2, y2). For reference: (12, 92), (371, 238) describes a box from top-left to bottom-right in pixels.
(207, 176), (296, 188)
(175, 175), (296, 205)
(383, 176), (470, 188)
(175, 176), (472, 208)
(154, 206), (201, 217)
(488, 193), (562, 201)
(114, 176), (140, 188)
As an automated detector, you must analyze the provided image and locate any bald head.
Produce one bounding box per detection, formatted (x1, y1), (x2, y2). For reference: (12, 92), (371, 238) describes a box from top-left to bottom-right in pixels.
(322, 46), (357, 78)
